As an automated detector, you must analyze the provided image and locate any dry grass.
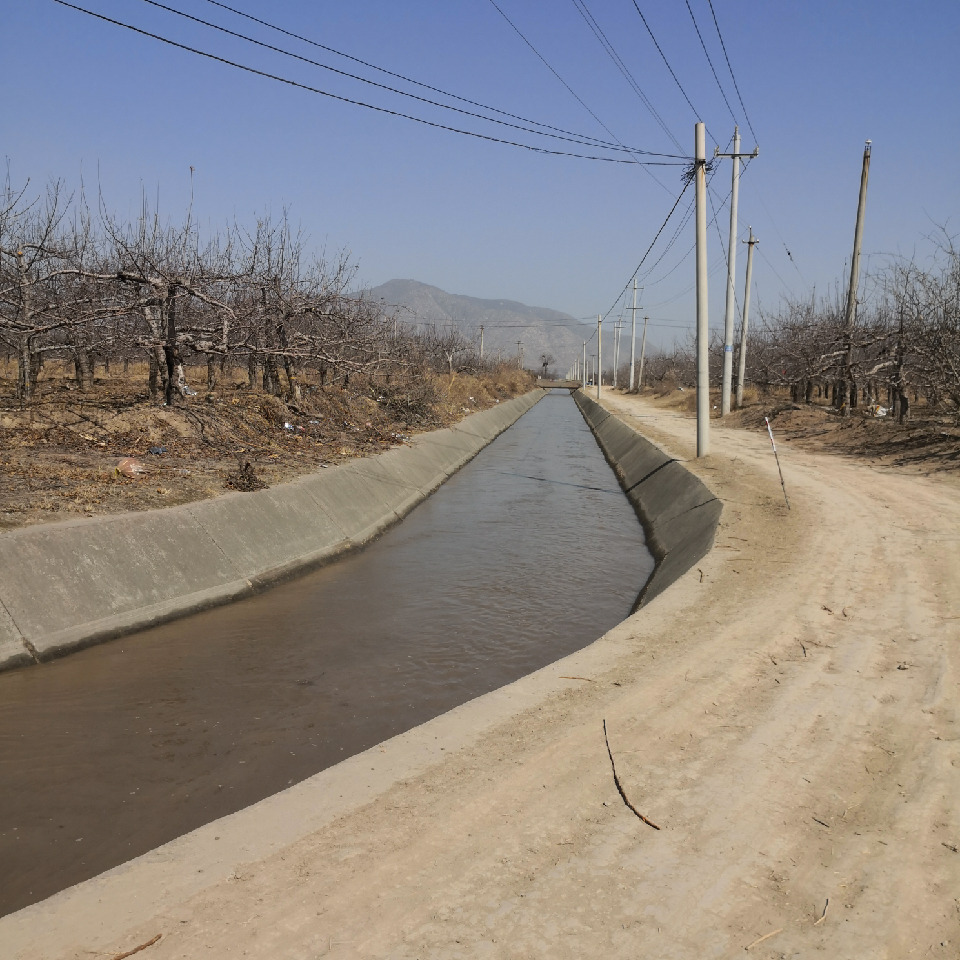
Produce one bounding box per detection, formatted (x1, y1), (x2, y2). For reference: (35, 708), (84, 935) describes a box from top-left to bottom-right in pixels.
(0, 360), (536, 529)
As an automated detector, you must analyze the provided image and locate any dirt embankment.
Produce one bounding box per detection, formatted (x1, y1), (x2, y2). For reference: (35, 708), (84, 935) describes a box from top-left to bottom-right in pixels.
(0, 363), (534, 530)
(4, 387), (959, 959)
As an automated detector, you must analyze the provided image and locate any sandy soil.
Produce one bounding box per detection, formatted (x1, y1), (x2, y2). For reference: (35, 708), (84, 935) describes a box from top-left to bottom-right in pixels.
(3, 388), (959, 959)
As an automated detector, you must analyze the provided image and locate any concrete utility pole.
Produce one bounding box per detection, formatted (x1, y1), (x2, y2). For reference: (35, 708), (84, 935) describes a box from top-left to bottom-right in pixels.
(628, 280), (641, 391)
(582, 341), (587, 389)
(714, 127), (759, 416)
(612, 319), (622, 388)
(516, 340), (523, 369)
(736, 227), (757, 409)
(479, 325), (484, 360)
(596, 315), (602, 400)
(695, 122), (710, 457)
(638, 315), (649, 391)
(842, 140), (872, 415)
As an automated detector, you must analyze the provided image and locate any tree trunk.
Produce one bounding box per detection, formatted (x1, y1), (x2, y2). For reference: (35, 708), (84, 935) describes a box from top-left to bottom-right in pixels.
(898, 390), (910, 423)
(149, 350), (160, 398)
(74, 349), (95, 392)
(263, 354), (281, 395)
(163, 289), (181, 406)
(17, 338), (36, 405)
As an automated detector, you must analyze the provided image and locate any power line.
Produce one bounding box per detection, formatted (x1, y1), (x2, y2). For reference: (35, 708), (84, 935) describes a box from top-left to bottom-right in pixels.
(134, 0), (676, 157)
(628, 1), (702, 124)
(683, 0), (737, 127)
(569, 0), (683, 153)
(52, 0), (688, 166)
(485, 0), (677, 191)
(202, 0), (646, 149)
(706, 0), (758, 146)
(598, 181), (693, 328)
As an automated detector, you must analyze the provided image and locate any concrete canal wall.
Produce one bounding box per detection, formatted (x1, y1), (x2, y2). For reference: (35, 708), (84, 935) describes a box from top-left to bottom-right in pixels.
(0, 391), (545, 672)
(573, 391), (722, 605)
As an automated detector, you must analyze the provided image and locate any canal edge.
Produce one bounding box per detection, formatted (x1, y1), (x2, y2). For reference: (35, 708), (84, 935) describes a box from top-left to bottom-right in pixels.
(572, 389), (722, 607)
(0, 390), (545, 673)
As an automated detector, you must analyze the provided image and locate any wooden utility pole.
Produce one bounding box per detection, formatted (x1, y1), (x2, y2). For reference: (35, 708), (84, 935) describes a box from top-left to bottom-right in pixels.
(695, 122), (710, 457)
(735, 228), (757, 409)
(841, 140), (872, 415)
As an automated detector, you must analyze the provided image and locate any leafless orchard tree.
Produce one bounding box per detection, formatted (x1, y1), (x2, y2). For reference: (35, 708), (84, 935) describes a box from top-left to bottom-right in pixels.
(0, 175), (528, 413)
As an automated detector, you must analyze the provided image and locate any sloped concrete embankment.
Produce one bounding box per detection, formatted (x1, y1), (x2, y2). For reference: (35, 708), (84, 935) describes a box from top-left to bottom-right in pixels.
(0, 391), (544, 672)
(573, 391), (721, 604)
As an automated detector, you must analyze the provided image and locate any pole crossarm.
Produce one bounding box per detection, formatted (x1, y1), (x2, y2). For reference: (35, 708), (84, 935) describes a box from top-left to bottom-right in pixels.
(713, 146), (759, 159)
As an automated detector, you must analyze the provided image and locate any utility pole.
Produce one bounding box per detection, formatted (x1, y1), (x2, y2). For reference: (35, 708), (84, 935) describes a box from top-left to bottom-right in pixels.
(638, 315), (649, 391)
(516, 340), (523, 369)
(582, 340), (587, 390)
(479, 324), (484, 360)
(735, 228), (757, 409)
(613, 319), (622, 388)
(596, 314), (602, 400)
(695, 122), (710, 457)
(628, 280), (641, 391)
(842, 140), (872, 416)
(714, 127), (759, 416)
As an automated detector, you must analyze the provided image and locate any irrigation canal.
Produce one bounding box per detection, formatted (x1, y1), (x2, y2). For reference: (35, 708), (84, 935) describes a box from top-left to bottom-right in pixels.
(0, 389), (654, 916)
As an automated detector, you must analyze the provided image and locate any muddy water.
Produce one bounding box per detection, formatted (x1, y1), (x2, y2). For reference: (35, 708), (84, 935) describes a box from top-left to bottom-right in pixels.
(0, 390), (653, 915)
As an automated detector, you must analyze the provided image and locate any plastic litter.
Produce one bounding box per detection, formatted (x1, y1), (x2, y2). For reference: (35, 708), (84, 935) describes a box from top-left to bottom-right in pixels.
(148, 445), (167, 455)
(116, 457), (147, 478)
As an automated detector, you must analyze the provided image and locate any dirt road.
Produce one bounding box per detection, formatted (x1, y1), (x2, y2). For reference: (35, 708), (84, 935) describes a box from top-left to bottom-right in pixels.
(4, 390), (959, 959)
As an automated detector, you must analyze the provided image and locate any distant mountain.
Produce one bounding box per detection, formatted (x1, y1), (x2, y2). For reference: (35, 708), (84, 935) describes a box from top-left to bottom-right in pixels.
(364, 279), (590, 372)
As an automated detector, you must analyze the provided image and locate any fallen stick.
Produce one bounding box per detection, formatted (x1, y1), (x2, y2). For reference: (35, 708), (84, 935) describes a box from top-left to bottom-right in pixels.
(110, 934), (162, 960)
(745, 928), (782, 950)
(559, 676), (596, 682)
(814, 898), (830, 925)
(602, 720), (660, 830)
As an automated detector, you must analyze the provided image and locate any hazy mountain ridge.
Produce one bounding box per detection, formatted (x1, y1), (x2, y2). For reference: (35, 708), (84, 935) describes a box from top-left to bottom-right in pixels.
(364, 279), (590, 371)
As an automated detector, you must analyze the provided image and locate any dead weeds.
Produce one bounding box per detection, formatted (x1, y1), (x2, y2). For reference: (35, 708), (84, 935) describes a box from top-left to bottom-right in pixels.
(0, 363), (534, 529)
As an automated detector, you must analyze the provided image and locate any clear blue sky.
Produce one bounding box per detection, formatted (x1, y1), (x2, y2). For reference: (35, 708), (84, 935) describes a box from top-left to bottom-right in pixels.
(4, 0), (959, 361)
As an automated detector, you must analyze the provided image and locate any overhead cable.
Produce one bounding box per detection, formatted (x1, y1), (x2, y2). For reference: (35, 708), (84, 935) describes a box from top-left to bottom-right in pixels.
(202, 0), (642, 148)
(628, 1), (702, 125)
(134, 0), (679, 157)
(706, 0), (758, 145)
(569, 0), (683, 153)
(598, 181), (692, 328)
(52, 0), (687, 165)
(485, 0), (676, 189)
(683, 0), (737, 127)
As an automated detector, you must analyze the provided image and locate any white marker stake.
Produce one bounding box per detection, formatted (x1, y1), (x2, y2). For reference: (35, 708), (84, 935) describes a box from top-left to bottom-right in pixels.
(764, 417), (790, 509)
